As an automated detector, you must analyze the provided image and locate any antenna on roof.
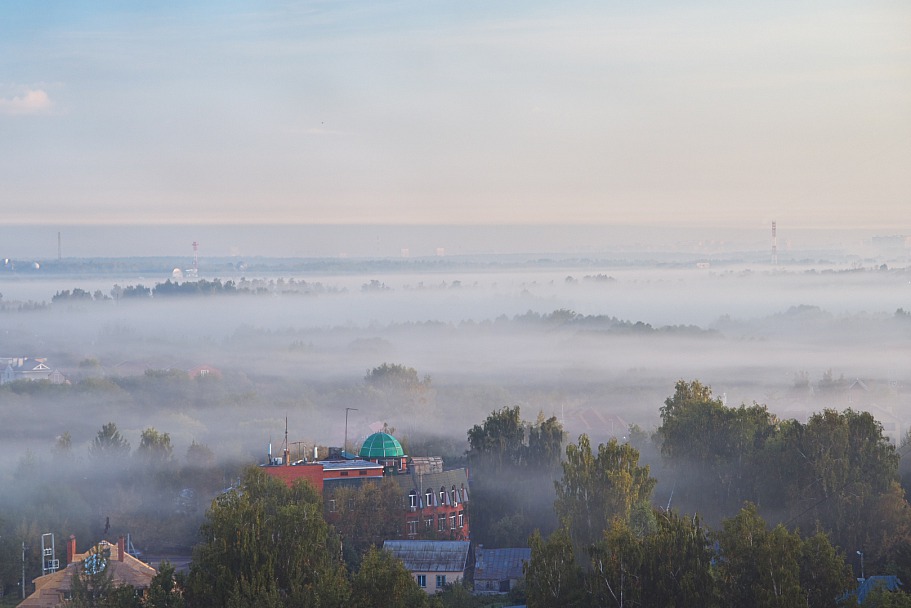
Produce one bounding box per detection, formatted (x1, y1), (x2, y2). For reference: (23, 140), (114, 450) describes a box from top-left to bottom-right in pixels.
(283, 416), (290, 466)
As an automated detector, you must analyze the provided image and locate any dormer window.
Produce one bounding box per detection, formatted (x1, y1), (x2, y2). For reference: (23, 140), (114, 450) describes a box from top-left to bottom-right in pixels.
(425, 489), (433, 506)
(451, 486), (457, 504)
(439, 486), (446, 504)
(409, 490), (417, 509)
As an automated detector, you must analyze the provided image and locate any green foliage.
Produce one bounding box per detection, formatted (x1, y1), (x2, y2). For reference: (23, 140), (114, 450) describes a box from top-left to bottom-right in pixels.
(349, 547), (429, 608)
(715, 504), (853, 608)
(467, 406), (525, 472)
(555, 435), (656, 551)
(136, 428), (173, 466)
(658, 380), (778, 518)
(865, 586), (911, 608)
(143, 561), (185, 608)
(184, 467), (349, 608)
(89, 422), (131, 459)
(525, 527), (583, 608)
(365, 363), (429, 390)
(467, 407), (565, 546)
(329, 479), (406, 567)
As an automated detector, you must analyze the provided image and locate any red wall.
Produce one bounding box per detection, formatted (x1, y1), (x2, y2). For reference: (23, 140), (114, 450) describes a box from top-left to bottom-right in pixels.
(263, 464), (324, 492)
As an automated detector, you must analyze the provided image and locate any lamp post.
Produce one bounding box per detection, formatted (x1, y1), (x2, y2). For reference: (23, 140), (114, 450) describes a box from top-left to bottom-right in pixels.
(857, 550), (864, 580)
(344, 408), (359, 456)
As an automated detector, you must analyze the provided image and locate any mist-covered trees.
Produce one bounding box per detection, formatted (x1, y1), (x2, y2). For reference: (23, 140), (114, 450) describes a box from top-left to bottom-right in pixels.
(329, 478), (406, 567)
(555, 435), (656, 550)
(90, 422), (131, 459)
(136, 428), (174, 466)
(184, 467), (349, 608)
(657, 380), (911, 573)
(467, 407), (565, 546)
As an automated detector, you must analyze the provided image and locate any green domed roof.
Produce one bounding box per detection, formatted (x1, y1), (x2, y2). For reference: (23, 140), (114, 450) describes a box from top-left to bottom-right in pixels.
(359, 432), (405, 458)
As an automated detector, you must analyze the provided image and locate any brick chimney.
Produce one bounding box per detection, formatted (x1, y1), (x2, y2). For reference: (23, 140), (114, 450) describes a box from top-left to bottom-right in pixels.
(67, 535), (77, 564)
(118, 536), (125, 561)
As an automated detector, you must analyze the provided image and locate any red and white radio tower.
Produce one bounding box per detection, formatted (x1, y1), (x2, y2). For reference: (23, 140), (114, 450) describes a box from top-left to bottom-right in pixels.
(192, 241), (199, 275)
(771, 222), (778, 265)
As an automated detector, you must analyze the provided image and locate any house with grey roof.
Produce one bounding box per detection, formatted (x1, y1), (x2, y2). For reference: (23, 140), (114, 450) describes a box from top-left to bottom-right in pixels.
(474, 546), (531, 594)
(383, 540), (472, 594)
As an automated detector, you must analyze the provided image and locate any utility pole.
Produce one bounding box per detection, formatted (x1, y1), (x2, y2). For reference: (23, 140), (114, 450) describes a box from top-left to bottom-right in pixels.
(344, 407), (359, 455)
(21, 541), (26, 599)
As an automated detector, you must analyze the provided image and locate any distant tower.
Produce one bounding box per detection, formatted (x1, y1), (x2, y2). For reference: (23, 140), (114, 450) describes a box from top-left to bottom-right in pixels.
(771, 221), (778, 265)
(192, 241), (199, 275)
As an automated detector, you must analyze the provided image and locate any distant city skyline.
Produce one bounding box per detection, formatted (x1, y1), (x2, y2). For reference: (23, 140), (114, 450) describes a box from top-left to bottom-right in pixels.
(1, 1), (909, 230)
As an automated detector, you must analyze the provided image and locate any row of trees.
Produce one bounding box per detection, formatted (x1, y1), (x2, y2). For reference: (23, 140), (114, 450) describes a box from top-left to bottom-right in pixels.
(657, 381), (910, 570)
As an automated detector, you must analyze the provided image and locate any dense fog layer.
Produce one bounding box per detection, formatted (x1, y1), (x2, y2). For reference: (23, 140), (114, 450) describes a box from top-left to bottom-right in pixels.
(2, 260), (909, 473)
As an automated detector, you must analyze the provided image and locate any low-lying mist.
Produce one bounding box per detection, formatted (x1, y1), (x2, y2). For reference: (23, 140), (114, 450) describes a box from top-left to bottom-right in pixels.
(1, 263), (908, 469)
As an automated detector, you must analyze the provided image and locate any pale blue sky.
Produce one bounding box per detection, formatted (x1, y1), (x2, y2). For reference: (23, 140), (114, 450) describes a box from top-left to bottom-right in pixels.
(1, 1), (909, 230)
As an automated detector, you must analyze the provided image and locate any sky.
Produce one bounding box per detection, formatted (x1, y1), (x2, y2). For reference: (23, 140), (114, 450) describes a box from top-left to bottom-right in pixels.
(1, 0), (909, 231)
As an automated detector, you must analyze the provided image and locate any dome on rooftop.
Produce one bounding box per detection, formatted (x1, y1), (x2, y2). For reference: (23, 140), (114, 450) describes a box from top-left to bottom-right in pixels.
(359, 432), (405, 458)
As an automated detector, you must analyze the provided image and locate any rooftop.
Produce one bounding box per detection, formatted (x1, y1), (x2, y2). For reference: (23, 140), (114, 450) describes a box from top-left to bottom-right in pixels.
(359, 432), (405, 458)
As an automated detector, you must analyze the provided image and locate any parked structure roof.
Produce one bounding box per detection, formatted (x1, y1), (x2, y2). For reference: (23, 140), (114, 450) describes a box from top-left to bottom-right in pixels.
(383, 540), (471, 573)
(474, 547), (531, 583)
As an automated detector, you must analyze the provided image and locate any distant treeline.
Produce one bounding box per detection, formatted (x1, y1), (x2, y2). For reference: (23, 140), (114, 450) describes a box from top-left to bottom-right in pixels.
(49, 278), (339, 302)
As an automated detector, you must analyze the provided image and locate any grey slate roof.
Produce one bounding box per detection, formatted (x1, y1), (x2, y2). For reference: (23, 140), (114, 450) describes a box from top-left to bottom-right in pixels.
(383, 540), (471, 573)
(475, 547), (531, 582)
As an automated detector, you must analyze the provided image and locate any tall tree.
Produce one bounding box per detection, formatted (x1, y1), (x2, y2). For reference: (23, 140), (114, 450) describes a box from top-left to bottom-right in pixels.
(135, 428), (173, 466)
(349, 547), (430, 608)
(330, 478), (407, 567)
(90, 422), (131, 459)
(184, 467), (350, 608)
(466, 406), (564, 546)
(525, 527), (583, 608)
(555, 435), (656, 551)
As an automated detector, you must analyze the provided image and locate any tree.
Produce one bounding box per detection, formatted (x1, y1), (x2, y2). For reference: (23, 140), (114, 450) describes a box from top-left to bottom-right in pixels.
(781, 409), (902, 561)
(714, 503), (853, 608)
(527, 412), (565, 470)
(657, 380), (778, 519)
(466, 407), (565, 545)
(184, 467), (349, 608)
(135, 428), (173, 466)
(555, 435), (656, 551)
(90, 422), (131, 459)
(467, 406), (525, 471)
(525, 527), (583, 608)
(143, 561), (185, 608)
(329, 478), (406, 567)
(349, 547), (430, 608)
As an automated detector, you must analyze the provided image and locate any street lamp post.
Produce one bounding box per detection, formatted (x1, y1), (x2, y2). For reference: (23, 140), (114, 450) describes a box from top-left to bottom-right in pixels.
(344, 408), (359, 456)
(857, 550), (864, 580)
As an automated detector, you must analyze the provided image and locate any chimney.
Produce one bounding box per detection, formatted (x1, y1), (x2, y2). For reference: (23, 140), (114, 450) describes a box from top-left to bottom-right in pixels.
(67, 535), (76, 564)
(118, 536), (125, 561)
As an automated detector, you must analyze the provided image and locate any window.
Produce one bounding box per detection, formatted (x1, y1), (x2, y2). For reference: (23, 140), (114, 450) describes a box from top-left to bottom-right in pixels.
(328, 499), (337, 512)
(358, 470), (367, 475)
(417, 575), (426, 588)
(340, 471), (348, 476)
(425, 516), (433, 529)
(425, 489), (433, 506)
(408, 491), (417, 509)
(436, 575), (447, 588)
(440, 487), (446, 504)
(451, 486), (457, 504)
(407, 519), (418, 536)
(438, 515), (445, 532)
(458, 511), (464, 528)
(450, 513), (456, 530)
